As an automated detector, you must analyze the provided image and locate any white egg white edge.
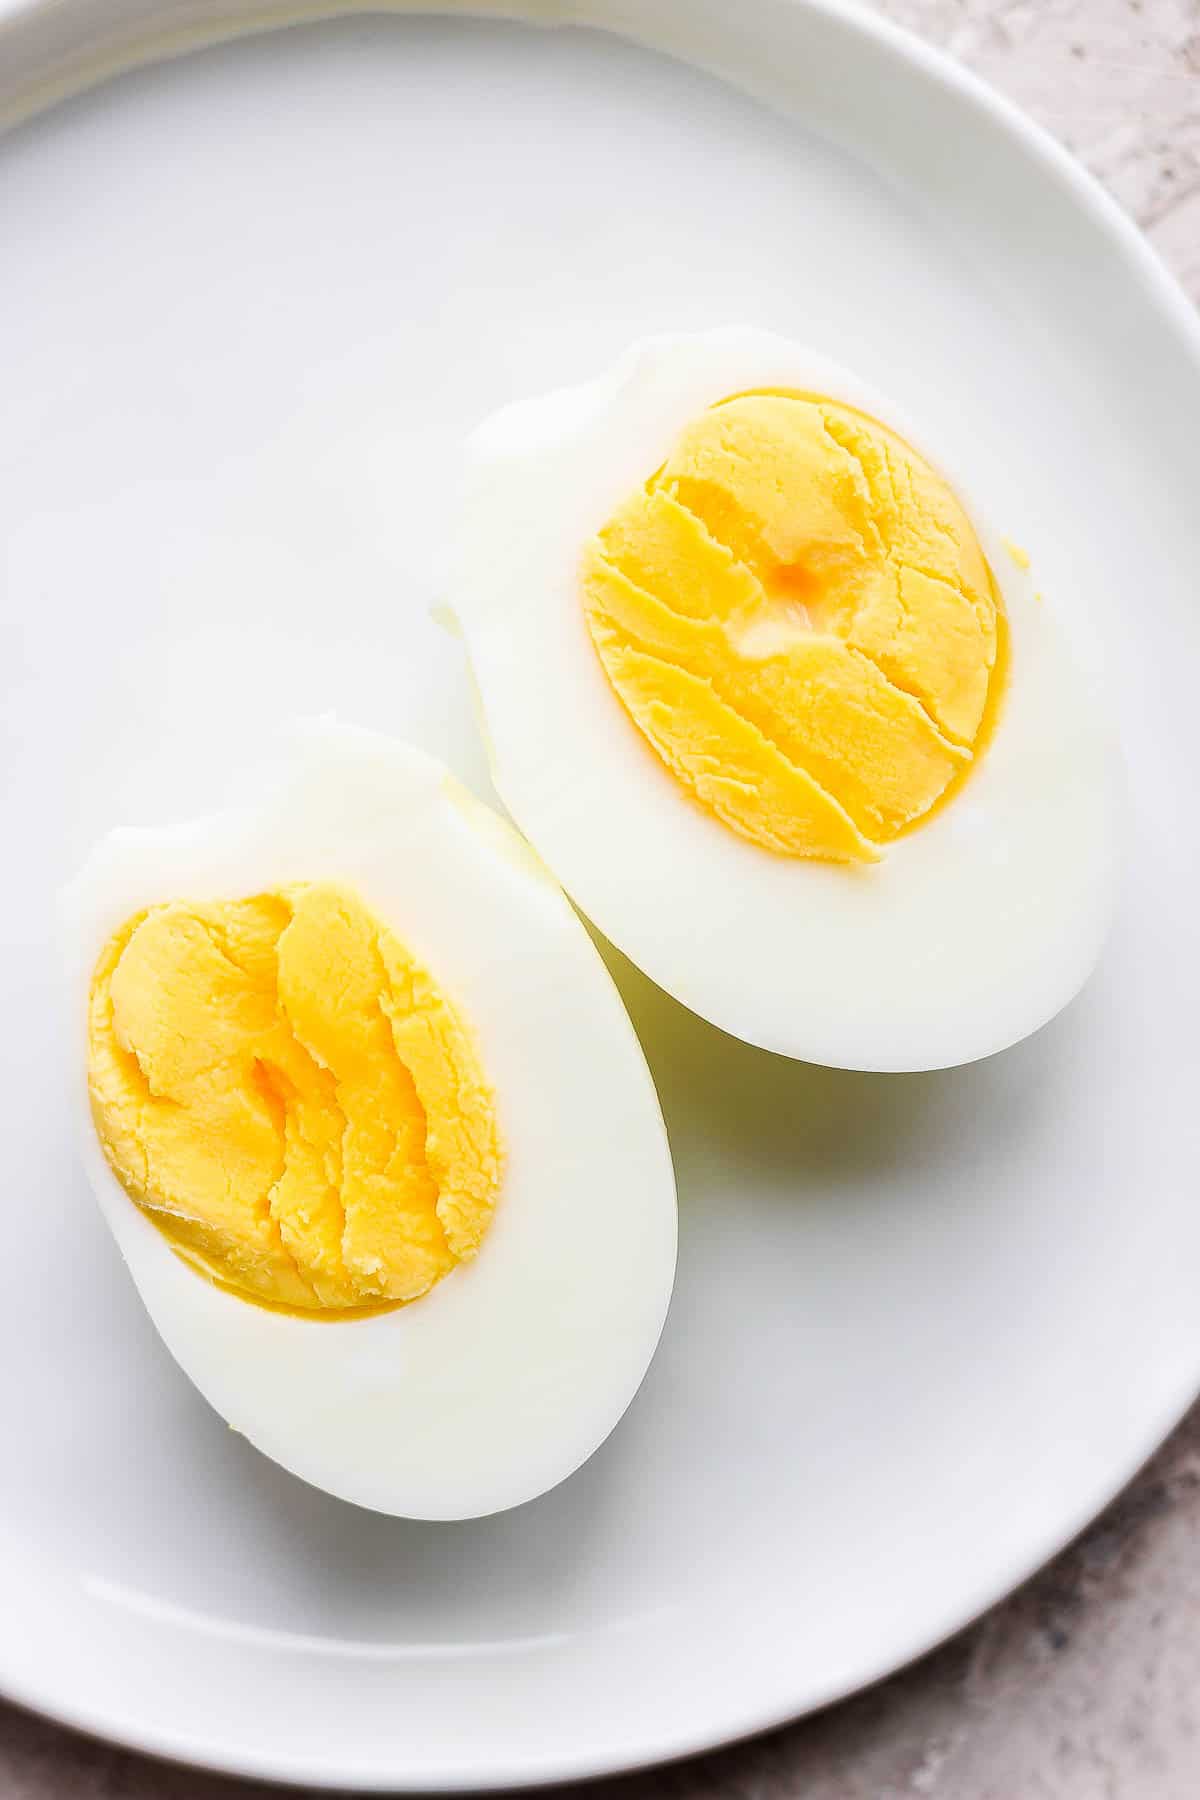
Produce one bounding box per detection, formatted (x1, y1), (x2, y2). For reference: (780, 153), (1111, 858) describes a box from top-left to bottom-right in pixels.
(58, 718), (678, 1521)
(449, 325), (1125, 1073)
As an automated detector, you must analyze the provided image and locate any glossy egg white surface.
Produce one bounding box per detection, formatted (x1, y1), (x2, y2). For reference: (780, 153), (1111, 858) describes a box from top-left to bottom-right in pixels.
(60, 719), (677, 1521)
(450, 327), (1123, 1073)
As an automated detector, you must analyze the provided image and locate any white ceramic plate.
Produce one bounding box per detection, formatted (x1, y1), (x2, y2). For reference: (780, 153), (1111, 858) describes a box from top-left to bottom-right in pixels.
(2, 0), (1199, 1789)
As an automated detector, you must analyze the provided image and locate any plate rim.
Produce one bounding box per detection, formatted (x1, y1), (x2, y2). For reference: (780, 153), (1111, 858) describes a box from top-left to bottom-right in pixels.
(1, 0), (1198, 1788)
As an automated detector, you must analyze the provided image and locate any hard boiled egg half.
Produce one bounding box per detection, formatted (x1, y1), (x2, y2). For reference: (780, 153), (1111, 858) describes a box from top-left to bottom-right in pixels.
(62, 720), (676, 1519)
(449, 328), (1121, 1071)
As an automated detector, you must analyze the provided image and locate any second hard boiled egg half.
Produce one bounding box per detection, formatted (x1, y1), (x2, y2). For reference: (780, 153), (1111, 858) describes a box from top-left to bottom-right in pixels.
(449, 328), (1121, 1072)
(64, 721), (677, 1520)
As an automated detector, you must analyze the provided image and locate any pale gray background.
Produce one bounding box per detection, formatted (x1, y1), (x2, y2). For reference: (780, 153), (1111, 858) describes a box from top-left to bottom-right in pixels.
(3, 0), (1198, 1794)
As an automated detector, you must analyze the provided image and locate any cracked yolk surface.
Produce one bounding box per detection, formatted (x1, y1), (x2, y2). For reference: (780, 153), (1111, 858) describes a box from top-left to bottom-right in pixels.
(581, 392), (1004, 861)
(87, 883), (503, 1313)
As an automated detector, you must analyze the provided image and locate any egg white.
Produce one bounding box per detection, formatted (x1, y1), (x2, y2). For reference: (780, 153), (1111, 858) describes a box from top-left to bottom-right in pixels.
(61, 720), (677, 1520)
(449, 327), (1122, 1072)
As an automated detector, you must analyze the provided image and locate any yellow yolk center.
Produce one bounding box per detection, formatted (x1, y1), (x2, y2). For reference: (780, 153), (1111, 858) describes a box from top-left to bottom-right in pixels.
(87, 883), (503, 1314)
(581, 393), (1004, 861)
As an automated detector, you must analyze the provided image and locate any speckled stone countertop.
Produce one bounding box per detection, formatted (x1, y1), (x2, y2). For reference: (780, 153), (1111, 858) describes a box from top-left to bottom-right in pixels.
(3, 3), (1198, 1796)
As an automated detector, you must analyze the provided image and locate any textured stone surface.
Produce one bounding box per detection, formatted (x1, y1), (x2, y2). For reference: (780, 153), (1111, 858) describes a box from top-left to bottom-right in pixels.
(2, 1), (1197, 1794)
(877, 0), (1200, 301)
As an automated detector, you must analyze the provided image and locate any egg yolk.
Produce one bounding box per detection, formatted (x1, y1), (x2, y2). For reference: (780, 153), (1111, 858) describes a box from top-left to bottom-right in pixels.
(87, 883), (503, 1314)
(581, 393), (1004, 861)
